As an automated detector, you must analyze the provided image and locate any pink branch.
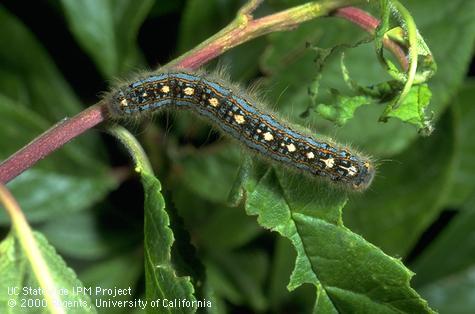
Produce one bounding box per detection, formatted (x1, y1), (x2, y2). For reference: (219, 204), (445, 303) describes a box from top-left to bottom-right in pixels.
(174, 6), (409, 72)
(334, 6), (379, 32)
(170, 0), (356, 70)
(0, 104), (108, 183)
(334, 7), (409, 71)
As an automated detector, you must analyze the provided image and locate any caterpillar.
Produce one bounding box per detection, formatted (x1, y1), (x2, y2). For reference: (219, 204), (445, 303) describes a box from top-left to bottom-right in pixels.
(106, 69), (375, 191)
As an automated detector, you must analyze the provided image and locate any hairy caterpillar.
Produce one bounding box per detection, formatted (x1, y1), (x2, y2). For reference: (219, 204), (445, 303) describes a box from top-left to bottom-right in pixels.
(106, 70), (375, 191)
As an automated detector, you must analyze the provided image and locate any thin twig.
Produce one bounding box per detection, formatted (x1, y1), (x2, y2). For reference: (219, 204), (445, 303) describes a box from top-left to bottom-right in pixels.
(0, 103), (108, 183)
(334, 7), (409, 71)
(170, 0), (361, 69)
(239, 0), (264, 16)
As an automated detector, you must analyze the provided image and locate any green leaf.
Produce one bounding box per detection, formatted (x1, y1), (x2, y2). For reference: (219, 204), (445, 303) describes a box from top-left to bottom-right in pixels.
(261, 18), (414, 156)
(106, 125), (197, 312)
(143, 172), (196, 313)
(243, 166), (434, 313)
(313, 92), (369, 126)
(60, 0), (154, 77)
(261, 0), (475, 156)
(340, 54), (433, 133)
(345, 108), (456, 256)
(404, 0), (475, 117)
(444, 81), (475, 207)
(385, 1), (421, 110)
(0, 231), (96, 313)
(385, 84), (432, 132)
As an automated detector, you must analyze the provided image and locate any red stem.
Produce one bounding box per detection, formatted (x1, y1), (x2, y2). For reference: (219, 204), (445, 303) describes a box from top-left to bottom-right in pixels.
(175, 7), (409, 72)
(334, 6), (379, 32)
(0, 104), (108, 183)
(334, 7), (409, 71)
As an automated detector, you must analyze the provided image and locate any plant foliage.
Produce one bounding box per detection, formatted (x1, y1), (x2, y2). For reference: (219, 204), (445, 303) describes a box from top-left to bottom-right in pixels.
(0, 0), (475, 313)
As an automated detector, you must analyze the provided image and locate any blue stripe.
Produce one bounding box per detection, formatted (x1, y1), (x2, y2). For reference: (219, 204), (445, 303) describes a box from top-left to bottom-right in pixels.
(144, 74), (168, 84)
(201, 78), (230, 96)
(130, 74), (168, 88)
(232, 96), (257, 114)
(171, 72), (200, 82)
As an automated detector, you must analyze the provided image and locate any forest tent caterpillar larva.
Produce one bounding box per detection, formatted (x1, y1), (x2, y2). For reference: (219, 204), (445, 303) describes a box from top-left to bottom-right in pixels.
(107, 70), (375, 191)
